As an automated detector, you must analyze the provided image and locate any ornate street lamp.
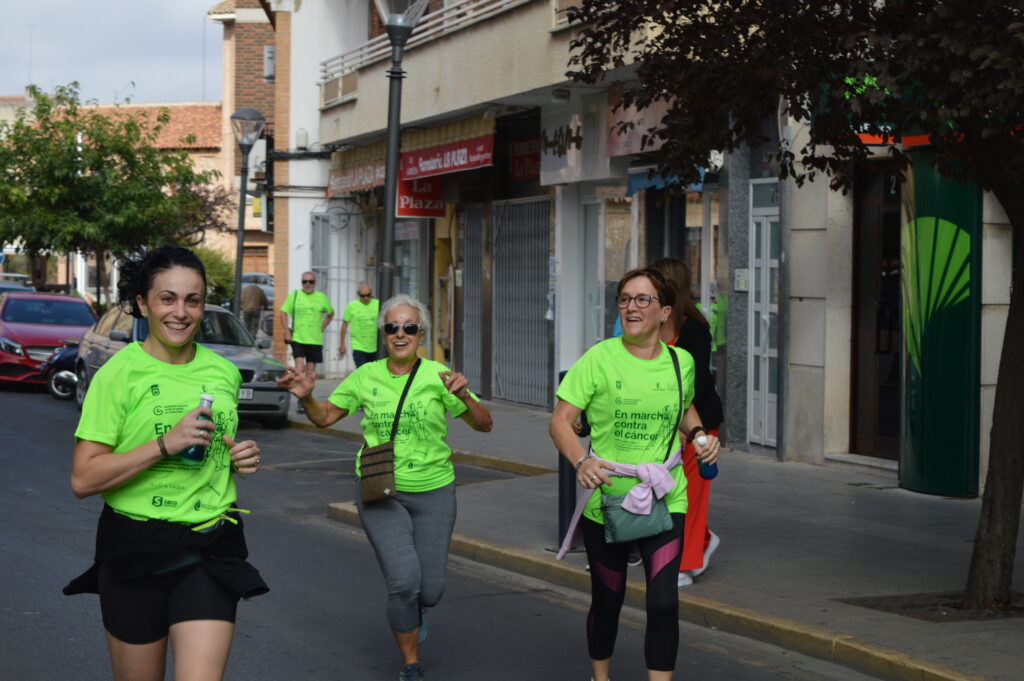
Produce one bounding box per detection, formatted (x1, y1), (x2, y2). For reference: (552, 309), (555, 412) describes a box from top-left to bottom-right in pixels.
(230, 107), (266, 318)
(374, 0), (429, 303)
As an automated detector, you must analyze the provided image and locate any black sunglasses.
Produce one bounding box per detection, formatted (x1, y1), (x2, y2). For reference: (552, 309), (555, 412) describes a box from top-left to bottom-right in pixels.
(383, 322), (421, 336)
(358, 292), (372, 298)
(302, 279), (315, 284)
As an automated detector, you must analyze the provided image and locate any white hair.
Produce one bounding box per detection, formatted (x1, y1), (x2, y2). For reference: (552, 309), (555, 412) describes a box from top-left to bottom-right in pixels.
(378, 294), (430, 338)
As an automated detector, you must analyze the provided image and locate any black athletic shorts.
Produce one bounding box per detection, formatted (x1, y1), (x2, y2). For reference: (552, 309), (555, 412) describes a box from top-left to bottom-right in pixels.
(290, 341), (324, 364)
(98, 562), (239, 644)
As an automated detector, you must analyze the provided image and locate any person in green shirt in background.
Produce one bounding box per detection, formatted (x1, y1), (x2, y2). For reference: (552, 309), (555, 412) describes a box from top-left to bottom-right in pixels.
(279, 271), (334, 383)
(339, 280), (379, 368)
(278, 294), (492, 681)
(65, 246), (267, 681)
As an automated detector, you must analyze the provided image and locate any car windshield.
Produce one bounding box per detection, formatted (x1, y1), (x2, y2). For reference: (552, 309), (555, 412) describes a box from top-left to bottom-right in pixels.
(195, 310), (255, 346)
(1, 298), (95, 326)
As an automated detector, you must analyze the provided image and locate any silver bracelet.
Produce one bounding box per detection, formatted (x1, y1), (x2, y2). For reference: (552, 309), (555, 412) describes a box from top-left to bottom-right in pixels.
(574, 455), (588, 472)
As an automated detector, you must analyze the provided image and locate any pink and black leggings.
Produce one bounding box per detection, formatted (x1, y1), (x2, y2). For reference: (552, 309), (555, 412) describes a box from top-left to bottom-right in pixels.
(581, 513), (685, 672)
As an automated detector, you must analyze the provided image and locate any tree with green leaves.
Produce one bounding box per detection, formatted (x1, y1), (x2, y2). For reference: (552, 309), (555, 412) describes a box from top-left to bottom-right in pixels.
(0, 83), (224, 304)
(566, 0), (1024, 609)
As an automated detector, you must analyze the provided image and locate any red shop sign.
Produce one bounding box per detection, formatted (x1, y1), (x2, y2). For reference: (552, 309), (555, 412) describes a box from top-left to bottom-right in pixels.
(396, 178), (446, 218)
(400, 135), (494, 180)
(510, 137), (540, 181)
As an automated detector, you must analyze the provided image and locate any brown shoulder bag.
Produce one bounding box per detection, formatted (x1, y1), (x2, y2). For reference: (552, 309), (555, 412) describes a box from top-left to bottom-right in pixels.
(359, 358), (421, 504)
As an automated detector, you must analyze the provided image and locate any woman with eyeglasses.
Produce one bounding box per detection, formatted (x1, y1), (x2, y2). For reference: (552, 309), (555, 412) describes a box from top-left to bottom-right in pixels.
(550, 267), (720, 681)
(278, 294), (492, 681)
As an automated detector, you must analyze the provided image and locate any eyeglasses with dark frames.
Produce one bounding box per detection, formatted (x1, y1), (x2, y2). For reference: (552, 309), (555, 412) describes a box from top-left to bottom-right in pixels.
(383, 322), (421, 336)
(616, 293), (660, 309)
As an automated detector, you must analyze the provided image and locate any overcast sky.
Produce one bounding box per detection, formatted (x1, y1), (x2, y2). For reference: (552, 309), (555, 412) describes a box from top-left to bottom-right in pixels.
(0, 0), (224, 105)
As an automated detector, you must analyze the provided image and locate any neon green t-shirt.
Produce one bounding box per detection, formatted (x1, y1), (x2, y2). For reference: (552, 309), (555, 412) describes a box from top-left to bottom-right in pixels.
(556, 339), (695, 524)
(342, 297), (380, 352)
(327, 358), (475, 492)
(282, 289), (334, 345)
(74, 342), (242, 524)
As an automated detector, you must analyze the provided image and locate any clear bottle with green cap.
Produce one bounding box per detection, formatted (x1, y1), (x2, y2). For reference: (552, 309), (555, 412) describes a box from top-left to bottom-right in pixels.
(180, 394), (215, 463)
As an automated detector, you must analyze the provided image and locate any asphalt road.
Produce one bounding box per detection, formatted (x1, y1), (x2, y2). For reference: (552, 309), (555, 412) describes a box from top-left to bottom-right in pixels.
(0, 383), (882, 681)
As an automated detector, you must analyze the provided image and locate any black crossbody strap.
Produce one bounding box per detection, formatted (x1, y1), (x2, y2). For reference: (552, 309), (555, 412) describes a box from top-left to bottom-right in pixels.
(665, 347), (683, 463)
(389, 358), (422, 440)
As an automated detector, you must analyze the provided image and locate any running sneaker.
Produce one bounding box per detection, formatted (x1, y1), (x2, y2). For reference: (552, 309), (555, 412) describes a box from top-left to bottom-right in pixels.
(399, 663), (425, 681)
(677, 570), (694, 587)
(690, 531), (720, 577)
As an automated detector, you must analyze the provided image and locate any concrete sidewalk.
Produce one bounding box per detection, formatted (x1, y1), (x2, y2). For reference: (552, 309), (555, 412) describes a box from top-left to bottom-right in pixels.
(296, 378), (1023, 681)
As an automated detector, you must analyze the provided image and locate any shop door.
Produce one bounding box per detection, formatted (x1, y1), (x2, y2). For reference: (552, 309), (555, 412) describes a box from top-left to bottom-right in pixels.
(748, 181), (779, 446)
(491, 197), (552, 407)
(852, 167), (901, 458)
(460, 204), (486, 394)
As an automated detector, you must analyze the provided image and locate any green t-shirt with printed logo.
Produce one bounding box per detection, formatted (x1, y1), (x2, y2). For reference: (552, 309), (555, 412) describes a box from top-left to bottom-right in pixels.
(327, 358), (475, 493)
(282, 289), (334, 346)
(342, 297), (380, 352)
(556, 338), (695, 524)
(75, 342), (242, 524)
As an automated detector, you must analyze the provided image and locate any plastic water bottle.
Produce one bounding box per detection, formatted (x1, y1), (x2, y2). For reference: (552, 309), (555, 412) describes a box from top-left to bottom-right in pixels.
(696, 435), (718, 480)
(180, 394), (215, 463)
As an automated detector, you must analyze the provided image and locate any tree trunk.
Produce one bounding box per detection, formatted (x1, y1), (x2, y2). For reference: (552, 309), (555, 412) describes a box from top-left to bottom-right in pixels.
(94, 246), (105, 315)
(31, 254), (48, 290)
(962, 139), (1024, 609)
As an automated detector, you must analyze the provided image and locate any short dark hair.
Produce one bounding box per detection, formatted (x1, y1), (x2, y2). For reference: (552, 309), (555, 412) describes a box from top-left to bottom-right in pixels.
(616, 267), (676, 310)
(116, 246), (207, 318)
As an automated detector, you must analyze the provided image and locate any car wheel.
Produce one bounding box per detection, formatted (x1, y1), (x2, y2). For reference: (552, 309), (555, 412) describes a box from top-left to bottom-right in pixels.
(48, 370), (75, 400)
(74, 363), (90, 410)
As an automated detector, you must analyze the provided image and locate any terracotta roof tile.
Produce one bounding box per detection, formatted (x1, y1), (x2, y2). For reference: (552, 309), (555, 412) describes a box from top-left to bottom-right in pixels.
(87, 103), (223, 150)
(208, 0), (234, 15)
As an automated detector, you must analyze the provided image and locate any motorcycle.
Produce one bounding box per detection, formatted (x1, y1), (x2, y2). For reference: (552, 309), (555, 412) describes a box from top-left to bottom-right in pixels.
(39, 340), (79, 401)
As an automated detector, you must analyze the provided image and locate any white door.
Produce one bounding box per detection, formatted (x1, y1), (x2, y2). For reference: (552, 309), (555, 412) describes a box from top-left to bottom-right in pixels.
(748, 181), (779, 446)
(582, 202), (603, 351)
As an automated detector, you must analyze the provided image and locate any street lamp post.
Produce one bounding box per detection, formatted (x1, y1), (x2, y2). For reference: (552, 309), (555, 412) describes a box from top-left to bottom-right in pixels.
(230, 108), (266, 317)
(375, 0), (429, 303)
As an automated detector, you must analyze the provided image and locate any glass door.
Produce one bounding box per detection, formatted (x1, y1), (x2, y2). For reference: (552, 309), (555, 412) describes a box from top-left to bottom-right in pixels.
(749, 180), (779, 446)
(582, 202), (602, 350)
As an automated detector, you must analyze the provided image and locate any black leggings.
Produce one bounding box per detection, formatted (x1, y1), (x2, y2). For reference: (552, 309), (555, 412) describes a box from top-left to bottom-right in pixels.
(581, 513), (685, 672)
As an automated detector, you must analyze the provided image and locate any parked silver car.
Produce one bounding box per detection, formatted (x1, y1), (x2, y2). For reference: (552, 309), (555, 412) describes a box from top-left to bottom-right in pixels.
(75, 304), (291, 427)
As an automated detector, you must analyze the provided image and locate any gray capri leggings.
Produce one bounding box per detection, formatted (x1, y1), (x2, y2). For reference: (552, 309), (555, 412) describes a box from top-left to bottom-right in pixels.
(356, 482), (457, 633)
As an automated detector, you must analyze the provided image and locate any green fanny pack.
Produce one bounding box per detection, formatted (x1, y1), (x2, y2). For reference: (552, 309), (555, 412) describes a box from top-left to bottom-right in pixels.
(601, 493), (672, 543)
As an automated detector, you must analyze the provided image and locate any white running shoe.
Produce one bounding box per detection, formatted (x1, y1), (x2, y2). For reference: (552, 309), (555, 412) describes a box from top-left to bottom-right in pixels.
(677, 570), (694, 587)
(691, 531), (720, 577)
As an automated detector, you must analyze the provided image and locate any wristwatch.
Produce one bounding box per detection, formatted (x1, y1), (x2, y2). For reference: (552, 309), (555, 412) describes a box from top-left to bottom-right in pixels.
(687, 425), (708, 441)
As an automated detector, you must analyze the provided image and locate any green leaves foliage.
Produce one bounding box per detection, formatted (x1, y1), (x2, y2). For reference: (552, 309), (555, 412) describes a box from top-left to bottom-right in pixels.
(0, 83), (220, 259)
(565, 1), (1024, 196)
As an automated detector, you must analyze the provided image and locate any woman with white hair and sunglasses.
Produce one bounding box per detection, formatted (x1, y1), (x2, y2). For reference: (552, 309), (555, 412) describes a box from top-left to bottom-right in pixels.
(278, 293), (492, 681)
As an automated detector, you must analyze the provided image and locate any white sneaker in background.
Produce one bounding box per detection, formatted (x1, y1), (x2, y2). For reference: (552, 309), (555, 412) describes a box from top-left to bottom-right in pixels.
(691, 531), (720, 577)
(677, 570), (694, 587)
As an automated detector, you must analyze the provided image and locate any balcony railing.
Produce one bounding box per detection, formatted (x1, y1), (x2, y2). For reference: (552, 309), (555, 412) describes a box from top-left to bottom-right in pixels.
(319, 0), (534, 107)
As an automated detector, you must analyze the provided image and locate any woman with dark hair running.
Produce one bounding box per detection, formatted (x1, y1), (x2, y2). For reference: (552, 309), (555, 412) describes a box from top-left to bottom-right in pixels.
(649, 257), (724, 588)
(64, 245), (267, 681)
(551, 267), (721, 681)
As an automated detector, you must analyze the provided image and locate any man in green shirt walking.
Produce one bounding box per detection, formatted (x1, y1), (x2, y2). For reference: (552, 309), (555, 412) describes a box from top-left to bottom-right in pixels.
(339, 280), (380, 368)
(279, 271), (335, 384)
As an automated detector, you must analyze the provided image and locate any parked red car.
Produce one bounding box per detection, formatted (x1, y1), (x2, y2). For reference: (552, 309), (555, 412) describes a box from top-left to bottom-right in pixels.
(0, 292), (96, 385)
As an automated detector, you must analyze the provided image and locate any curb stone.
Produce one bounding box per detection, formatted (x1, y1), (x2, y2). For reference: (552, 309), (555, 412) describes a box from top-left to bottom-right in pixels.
(324, 503), (987, 681)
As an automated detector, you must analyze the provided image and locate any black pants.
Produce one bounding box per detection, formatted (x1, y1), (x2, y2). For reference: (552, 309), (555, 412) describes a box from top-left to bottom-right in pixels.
(581, 513), (685, 671)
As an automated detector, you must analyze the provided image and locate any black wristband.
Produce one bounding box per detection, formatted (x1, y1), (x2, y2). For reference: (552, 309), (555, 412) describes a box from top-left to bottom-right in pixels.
(157, 434), (171, 457)
(687, 425), (707, 441)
